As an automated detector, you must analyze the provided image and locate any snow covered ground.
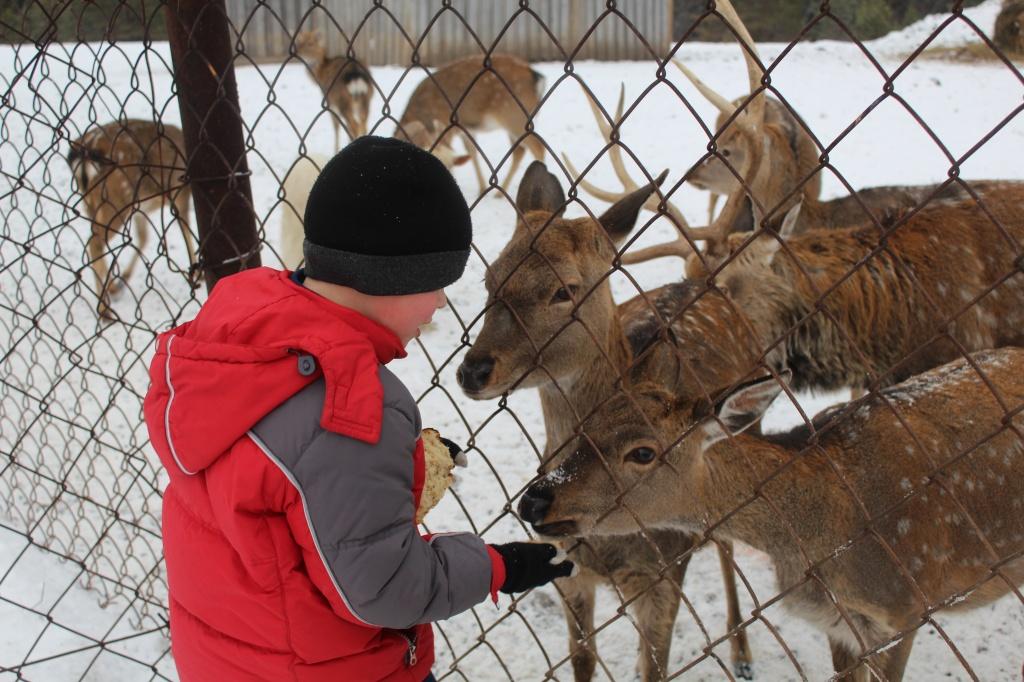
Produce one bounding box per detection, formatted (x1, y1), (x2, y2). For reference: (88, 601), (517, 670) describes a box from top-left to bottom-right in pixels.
(1, 0), (1023, 679)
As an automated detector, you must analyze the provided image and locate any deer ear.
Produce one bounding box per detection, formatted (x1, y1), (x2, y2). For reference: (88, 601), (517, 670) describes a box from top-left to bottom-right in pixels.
(778, 201), (802, 238)
(701, 371), (790, 452)
(451, 154), (472, 167)
(516, 161), (565, 218)
(597, 169), (666, 245)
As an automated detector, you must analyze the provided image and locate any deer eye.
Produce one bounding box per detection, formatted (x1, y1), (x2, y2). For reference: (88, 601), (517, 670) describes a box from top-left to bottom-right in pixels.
(721, 149), (731, 158)
(550, 284), (578, 304)
(626, 447), (657, 465)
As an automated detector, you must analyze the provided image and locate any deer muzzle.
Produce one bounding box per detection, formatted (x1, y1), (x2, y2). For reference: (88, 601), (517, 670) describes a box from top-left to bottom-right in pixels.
(456, 355), (496, 395)
(519, 482), (578, 537)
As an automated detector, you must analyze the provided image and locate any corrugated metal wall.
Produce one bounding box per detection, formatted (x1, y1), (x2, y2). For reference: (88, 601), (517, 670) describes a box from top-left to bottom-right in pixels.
(225, 1), (672, 64)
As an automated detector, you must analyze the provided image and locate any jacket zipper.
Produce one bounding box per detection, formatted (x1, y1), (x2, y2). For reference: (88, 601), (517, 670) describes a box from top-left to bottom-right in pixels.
(399, 630), (418, 667)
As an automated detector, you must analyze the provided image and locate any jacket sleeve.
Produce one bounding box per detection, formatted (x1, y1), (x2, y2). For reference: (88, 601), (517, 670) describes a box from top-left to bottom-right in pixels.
(249, 376), (500, 630)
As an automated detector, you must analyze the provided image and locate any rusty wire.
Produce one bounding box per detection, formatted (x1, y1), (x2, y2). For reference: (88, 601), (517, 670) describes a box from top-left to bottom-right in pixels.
(2, 0), (1024, 680)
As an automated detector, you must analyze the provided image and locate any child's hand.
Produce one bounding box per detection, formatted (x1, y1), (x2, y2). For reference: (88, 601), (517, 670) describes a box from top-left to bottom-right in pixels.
(489, 542), (577, 594)
(438, 436), (468, 467)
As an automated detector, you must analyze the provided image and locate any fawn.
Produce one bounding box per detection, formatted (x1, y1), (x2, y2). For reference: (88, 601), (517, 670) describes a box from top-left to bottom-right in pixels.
(522, 347), (1024, 680)
(67, 119), (197, 320)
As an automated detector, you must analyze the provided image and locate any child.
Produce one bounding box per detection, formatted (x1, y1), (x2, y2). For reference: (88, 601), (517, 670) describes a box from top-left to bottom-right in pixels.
(143, 136), (573, 681)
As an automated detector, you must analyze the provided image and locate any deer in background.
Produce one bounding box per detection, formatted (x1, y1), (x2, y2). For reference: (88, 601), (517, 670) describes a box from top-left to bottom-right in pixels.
(521, 347), (1024, 680)
(457, 162), (758, 680)
(683, 184), (1024, 393)
(277, 153), (329, 270)
(995, 0), (1024, 55)
(294, 30), (372, 150)
(394, 54), (546, 195)
(571, 0), (1022, 269)
(67, 119), (198, 320)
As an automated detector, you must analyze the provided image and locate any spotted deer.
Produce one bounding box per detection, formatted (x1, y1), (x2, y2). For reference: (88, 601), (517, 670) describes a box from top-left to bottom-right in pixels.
(995, 0), (1024, 55)
(67, 119), (197, 320)
(394, 54), (546, 195)
(521, 347), (1024, 680)
(457, 162), (759, 680)
(294, 30), (372, 150)
(571, 0), (1021, 267)
(683, 185), (1024, 393)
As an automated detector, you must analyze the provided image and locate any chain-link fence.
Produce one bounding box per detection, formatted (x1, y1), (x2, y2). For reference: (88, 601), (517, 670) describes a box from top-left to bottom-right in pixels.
(2, 0), (1023, 680)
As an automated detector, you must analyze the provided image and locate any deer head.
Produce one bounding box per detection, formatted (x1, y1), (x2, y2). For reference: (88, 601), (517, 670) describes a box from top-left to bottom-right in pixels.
(456, 161), (664, 399)
(519, 373), (785, 537)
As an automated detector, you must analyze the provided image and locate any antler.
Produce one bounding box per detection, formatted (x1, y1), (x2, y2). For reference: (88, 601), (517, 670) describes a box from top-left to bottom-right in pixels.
(562, 84), (713, 262)
(608, 0), (768, 266)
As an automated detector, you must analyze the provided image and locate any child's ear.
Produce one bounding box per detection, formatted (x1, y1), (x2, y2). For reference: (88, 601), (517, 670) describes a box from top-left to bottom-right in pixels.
(700, 371), (790, 452)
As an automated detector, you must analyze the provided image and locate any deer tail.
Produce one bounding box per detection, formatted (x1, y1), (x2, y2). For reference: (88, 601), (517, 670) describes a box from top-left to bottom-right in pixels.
(531, 68), (546, 100)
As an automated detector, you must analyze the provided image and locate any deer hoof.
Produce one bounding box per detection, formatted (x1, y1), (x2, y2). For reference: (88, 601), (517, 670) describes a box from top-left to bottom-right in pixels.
(734, 661), (754, 680)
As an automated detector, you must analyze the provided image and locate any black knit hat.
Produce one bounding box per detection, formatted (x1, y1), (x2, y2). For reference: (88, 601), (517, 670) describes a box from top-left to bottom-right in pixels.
(302, 136), (472, 295)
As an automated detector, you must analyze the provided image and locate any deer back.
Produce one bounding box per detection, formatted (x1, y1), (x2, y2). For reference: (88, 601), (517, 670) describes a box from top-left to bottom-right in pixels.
(704, 185), (1024, 391)
(68, 119), (186, 210)
(399, 54), (543, 132)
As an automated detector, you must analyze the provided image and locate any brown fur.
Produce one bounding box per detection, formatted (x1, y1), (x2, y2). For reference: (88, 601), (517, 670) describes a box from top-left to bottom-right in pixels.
(294, 31), (372, 150)
(527, 348), (1024, 680)
(458, 163), (756, 680)
(692, 96), (822, 230)
(994, 0), (1024, 55)
(396, 54), (546, 194)
(689, 184), (1024, 391)
(67, 119), (197, 320)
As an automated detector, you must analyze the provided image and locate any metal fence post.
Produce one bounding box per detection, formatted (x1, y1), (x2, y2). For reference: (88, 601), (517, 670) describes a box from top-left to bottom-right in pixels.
(164, 0), (260, 291)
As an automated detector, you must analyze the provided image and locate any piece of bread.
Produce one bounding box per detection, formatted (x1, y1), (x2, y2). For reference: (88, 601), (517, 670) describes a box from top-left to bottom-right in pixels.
(417, 428), (455, 524)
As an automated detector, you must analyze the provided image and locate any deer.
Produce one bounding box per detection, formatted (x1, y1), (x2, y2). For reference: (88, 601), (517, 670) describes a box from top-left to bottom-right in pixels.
(293, 30), (373, 150)
(394, 53), (546, 196)
(277, 153), (329, 270)
(568, 0), (1021, 268)
(67, 119), (198, 320)
(456, 162), (760, 680)
(679, 184), (1024, 394)
(995, 0), (1024, 55)
(520, 346), (1024, 681)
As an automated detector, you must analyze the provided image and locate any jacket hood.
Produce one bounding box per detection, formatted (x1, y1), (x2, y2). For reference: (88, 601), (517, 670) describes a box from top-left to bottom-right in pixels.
(143, 268), (406, 475)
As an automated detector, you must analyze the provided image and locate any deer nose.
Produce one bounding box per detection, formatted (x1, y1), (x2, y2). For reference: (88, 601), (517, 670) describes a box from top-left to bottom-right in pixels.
(518, 486), (553, 525)
(456, 356), (495, 392)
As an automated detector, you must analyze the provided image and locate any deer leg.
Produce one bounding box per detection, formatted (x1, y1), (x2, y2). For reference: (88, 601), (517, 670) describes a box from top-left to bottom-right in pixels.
(870, 632), (916, 682)
(462, 134), (488, 196)
(829, 637), (870, 682)
(332, 118), (341, 153)
(110, 210), (149, 295)
(500, 134), (544, 192)
(559, 574), (598, 682)
(172, 189), (201, 288)
(628, 559), (688, 681)
(86, 208), (115, 320)
(717, 541), (754, 679)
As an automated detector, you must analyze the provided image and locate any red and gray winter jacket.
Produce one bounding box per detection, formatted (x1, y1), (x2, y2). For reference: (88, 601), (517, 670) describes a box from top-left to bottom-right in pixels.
(143, 267), (504, 682)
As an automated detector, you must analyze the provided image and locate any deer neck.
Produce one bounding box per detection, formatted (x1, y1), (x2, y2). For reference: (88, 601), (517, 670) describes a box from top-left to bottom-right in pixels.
(693, 435), (847, 559)
(538, 301), (632, 457)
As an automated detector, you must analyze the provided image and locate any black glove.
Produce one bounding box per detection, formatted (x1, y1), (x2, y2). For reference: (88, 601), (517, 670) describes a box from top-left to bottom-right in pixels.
(490, 542), (576, 594)
(439, 436), (468, 468)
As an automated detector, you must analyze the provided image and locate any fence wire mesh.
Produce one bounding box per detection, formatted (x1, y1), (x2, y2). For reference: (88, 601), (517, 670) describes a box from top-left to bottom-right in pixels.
(2, 0), (1023, 680)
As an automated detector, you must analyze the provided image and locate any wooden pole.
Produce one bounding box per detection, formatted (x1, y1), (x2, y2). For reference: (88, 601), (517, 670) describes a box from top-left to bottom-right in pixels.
(164, 0), (260, 292)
